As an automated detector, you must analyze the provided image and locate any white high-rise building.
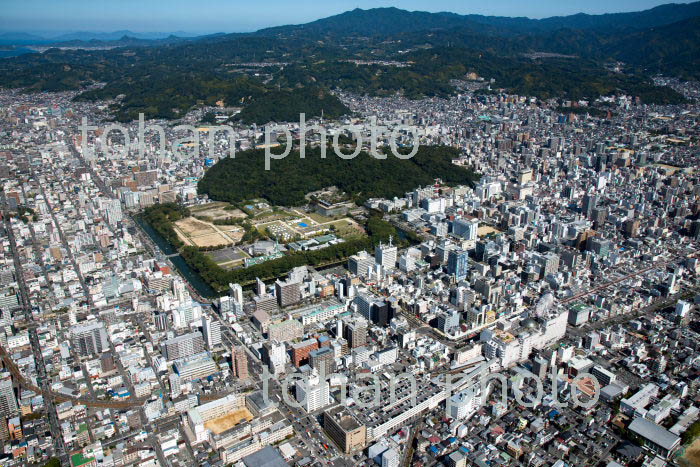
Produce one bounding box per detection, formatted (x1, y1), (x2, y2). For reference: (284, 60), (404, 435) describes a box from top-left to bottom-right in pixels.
(104, 199), (123, 226)
(375, 238), (398, 273)
(399, 253), (416, 273)
(202, 316), (222, 348)
(675, 300), (691, 317)
(381, 449), (400, 467)
(229, 283), (244, 305)
(0, 376), (18, 417)
(256, 278), (266, 296)
(219, 296), (234, 314)
(161, 332), (205, 362)
(447, 386), (481, 420)
(265, 341), (287, 375)
(172, 278), (189, 304)
(453, 218), (479, 241)
(295, 373), (330, 413)
(173, 300), (202, 328)
(169, 373), (181, 398)
(71, 322), (109, 357)
(348, 251), (374, 276)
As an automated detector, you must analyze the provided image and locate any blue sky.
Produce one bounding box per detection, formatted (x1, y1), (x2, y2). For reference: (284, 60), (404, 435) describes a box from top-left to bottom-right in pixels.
(1, 0), (694, 34)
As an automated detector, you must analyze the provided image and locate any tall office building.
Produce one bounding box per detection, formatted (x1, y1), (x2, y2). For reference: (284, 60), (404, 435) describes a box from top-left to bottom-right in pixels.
(691, 220), (700, 240)
(154, 313), (170, 331)
(223, 284), (245, 317)
(348, 251), (374, 276)
(587, 236), (611, 257)
(583, 331), (600, 351)
(292, 339), (319, 367)
(218, 296), (234, 314)
(309, 347), (336, 375)
(71, 322), (109, 357)
(172, 278), (189, 303)
(375, 238), (398, 273)
(253, 295), (278, 315)
(161, 332), (205, 362)
(202, 316), (222, 349)
(582, 194), (598, 218)
(355, 293), (394, 326)
(232, 346), (249, 380)
(275, 278), (301, 308)
(343, 319), (367, 349)
(592, 206), (608, 229)
(0, 376), (18, 418)
(623, 219), (640, 238)
(369, 300), (394, 327)
(538, 252), (560, 276)
(104, 199), (123, 226)
(295, 374), (330, 413)
(323, 406), (366, 453)
(262, 341), (286, 375)
(169, 373), (181, 398)
(256, 277), (266, 296)
(447, 249), (469, 281)
(229, 283), (244, 305)
(173, 299), (201, 329)
(531, 356), (548, 380)
(453, 218), (479, 241)
(382, 449), (400, 467)
(437, 310), (460, 334)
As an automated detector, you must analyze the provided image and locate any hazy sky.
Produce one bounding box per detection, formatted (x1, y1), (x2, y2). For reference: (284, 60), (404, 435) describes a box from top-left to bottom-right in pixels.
(1, 0), (695, 34)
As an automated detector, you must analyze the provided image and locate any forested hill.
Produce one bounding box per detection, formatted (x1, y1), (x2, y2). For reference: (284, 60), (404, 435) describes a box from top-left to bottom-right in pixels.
(1, 3), (698, 122)
(197, 145), (479, 206)
(256, 3), (700, 37)
(233, 87), (350, 124)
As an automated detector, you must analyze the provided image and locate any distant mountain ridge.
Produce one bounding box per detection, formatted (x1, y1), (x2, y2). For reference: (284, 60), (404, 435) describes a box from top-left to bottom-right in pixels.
(0, 30), (197, 45)
(0, 2), (697, 121)
(44, 35), (190, 49)
(48, 30), (196, 41)
(254, 2), (700, 37)
(244, 3), (700, 79)
(3, 2), (700, 43)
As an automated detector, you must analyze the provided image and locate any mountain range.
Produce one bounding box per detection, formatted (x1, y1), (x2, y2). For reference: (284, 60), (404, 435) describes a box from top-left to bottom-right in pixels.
(0, 30), (196, 43)
(255, 2), (700, 36)
(0, 2), (698, 121)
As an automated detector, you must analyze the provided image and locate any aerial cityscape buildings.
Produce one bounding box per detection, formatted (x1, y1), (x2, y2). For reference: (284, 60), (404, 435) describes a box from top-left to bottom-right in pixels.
(0, 2), (699, 467)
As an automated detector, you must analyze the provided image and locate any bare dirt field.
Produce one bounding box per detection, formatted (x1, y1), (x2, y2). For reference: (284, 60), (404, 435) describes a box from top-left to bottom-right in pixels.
(478, 225), (502, 237)
(190, 232), (231, 247)
(219, 225), (245, 243)
(175, 217), (216, 236)
(190, 202), (247, 220)
(680, 438), (700, 467)
(175, 217), (242, 247)
(204, 408), (254, 435)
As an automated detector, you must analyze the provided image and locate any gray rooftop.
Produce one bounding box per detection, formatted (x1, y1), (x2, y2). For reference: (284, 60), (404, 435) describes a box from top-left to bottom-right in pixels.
(242, 446), (288, 467)
(628, 417), (680, 451)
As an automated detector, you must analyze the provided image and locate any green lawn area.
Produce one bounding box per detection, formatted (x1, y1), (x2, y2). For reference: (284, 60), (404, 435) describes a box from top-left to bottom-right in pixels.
(71, 453), (96, 467)
(252, 209), (297, 221)
(306, 212), (337, 224)
(329, 219), (364, 238)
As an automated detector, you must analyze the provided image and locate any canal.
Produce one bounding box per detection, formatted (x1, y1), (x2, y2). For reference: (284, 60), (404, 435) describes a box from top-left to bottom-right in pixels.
(135, 215), (219, 299)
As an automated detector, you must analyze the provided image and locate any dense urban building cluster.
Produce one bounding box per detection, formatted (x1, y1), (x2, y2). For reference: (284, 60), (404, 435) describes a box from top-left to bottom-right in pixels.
(0, 72), (698, 467)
